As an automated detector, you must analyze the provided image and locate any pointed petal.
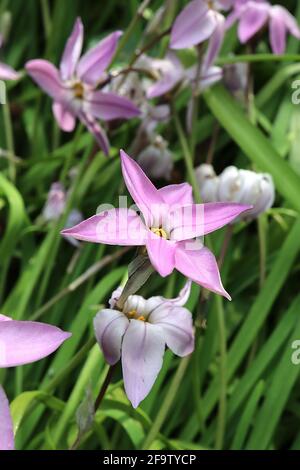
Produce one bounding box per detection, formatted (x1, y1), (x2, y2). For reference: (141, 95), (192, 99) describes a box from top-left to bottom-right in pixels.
(120, 150), (164, 226)
(0, 386), (14, 450)
(52, 102), (76, 131)
(86, 90), (140, 120)
(0, 62), (20, 81)
(170, 202), (251, 240)
(60, 17), (84, 81)
(159, 183), (194, 206)
(78, 112), (109, 155)
(171, 0), (216, 49)
(122, 320), (165, 408)
(94, 309), (129, 365)
(238, 4), (269, 43)
(26, 59), (65, 100)
(269, 7), (287, 55)
(202, 13), (225, 69)
(61, 208), (147, 246)
(175, 244), (231, 300)
(146, 235), (175, 277)
(280, 6), (300, 38)
(149, 305), (194, 356)
(0, 321), (71, 367)
(77, 31), (122, 85)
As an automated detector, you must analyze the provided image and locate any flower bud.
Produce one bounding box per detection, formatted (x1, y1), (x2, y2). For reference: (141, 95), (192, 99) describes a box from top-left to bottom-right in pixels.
(137, 136), (173, 180)
(196, 164), (219, 202)
(223, 63), (248, 100)
(42, 182), (66, 221)
(218, 166), (275, 219)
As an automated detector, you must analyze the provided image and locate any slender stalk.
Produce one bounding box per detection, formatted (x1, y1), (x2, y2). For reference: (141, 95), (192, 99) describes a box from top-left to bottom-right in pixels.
(142, 356), (190, 449)
(40, 0), (51, 40)
(217, 53), (300, 65)
(60, 123), (84, 185)
(94, 365), (116, 411)
(113, 0), (152, 62)
(2, 101), (16, 182)
(258, 215), (267, 288)
(30, 247), (131, 321)
(172, 106), (202, 204)
(190, 45), (204, 160)
(218, 225), (234, 269)
(215, 295), (227, 450)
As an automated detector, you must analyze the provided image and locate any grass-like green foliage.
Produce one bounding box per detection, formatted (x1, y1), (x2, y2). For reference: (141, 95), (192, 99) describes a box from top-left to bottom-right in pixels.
(1, 0), (300, 450)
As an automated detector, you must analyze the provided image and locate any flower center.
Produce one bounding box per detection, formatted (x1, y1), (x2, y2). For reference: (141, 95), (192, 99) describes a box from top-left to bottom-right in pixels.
(151, 227), (168, 239)
(73, 81), (84, 99)
(207, 0), (215, 9)
(126, 309), (146, 322)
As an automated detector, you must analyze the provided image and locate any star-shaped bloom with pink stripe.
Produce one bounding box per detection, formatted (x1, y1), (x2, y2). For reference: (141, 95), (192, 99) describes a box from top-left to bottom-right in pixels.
(62, 150), (251, 300)
(25, 18), (140, 155)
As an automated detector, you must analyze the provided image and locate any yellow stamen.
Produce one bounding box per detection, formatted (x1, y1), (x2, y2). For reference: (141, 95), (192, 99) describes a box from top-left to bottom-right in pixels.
(207, 0), (214, 8)
(151, 227), (167, 239)
(73, 82), (84, 99)
(137, 315), (146, 322)
(128, 309), (137, 318)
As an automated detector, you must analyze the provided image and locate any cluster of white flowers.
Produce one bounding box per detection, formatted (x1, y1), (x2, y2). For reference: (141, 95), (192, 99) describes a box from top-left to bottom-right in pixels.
(196, 164), (275, 220)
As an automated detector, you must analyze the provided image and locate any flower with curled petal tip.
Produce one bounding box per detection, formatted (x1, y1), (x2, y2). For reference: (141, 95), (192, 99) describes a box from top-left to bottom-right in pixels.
(62, 150), (252, 300)
(0, 34), (20, 81)
(94, 280), (194, 408)
(226, 0), (300, 55)
(0, 314), (71, 450)
(170, 0), (230, 68)
(25, 18), (140, 155)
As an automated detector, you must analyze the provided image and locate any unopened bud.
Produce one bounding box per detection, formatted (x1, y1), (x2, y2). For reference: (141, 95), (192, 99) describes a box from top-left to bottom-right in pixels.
(218, 166), (275, 219)
(137, 137), (173, 180)
(42, 182), (66, 221)
(196, 164), (219, 202)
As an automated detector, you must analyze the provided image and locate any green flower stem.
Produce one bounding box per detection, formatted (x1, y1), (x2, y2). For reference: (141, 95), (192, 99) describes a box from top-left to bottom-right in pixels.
(30, 247), (131, 321)
(215, 295), (227, 450)
(173, 106), (202, 204)
(113, 0), (152, 63)
(217, 53), (300, 65)
(2, 100), (16, 182)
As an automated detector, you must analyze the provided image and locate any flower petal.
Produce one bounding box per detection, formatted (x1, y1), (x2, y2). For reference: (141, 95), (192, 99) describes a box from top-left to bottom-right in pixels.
(0, 62), (20, 81)
(175, 243), (231, 300)
(60, 17), (84, 81)
(120, 150), (164, 226)
(146, 53), (183, 98)
(149, 305), (194, 356)
(146, 235), (176, 277)
(238, 4), (269, 43)
(61, 208), (147, 246)
(269, 7), (287, 55)
(159, 183), (194, 206)
(170, 202), (251, 240)
(202, 12), (225, 69)
(0, 320), (71, 367)
(25, 59), (64, 100)
(52, 102), (76, 132)
(280, 6), (300, 38)
(78, 112), (110, 155)
(0, 386), (14, 450)
(86, 90), (140, 120)
(77, 31), (122, 85)
(94, 309), (129, 365)
(122, 320), (165, 408)
(171, 0), (216, 49)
